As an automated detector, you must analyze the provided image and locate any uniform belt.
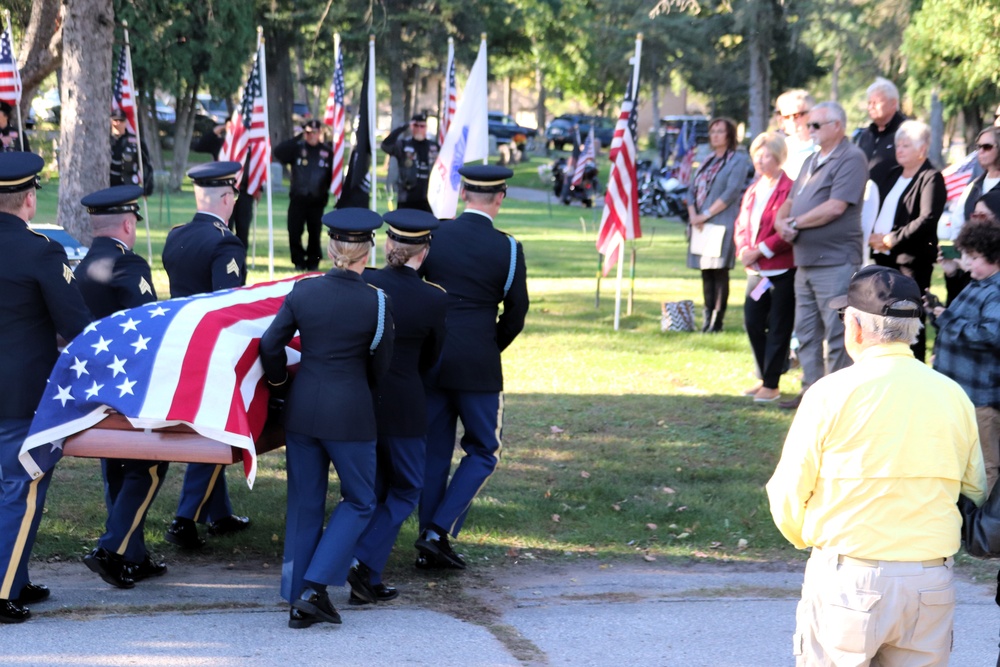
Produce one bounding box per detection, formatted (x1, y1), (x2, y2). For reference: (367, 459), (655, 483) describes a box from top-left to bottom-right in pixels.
(837, 554), (946, 568)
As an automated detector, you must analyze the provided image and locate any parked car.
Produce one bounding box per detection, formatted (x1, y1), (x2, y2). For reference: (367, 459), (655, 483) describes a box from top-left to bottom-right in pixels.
(30, 224), (87, 267)
(196, 95), (231, 124)
(545, 114), (616, 152)
(488, 111), (537, 152)
(293, 102), (312, 129)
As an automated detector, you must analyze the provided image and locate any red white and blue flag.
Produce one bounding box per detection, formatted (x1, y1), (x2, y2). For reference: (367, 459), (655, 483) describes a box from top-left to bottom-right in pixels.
(19, 277), (307, 488)
(440, 39), (457, 146)
(323, 46), (346, 198)
(596, 76), (641, 276)
(572, 124), (596, 186)
(943, 150), (979, 202)
(0, 22), (21, 107)
(112, 46), (139, 136)
(221, 42), (270, 197)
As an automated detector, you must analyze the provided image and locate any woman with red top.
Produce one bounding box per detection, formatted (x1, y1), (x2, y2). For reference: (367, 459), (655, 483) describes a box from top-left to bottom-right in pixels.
(735, 132), (795, 403)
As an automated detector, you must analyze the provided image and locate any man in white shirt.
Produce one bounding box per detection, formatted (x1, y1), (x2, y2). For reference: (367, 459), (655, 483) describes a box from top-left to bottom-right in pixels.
(775, 89), (816, 180)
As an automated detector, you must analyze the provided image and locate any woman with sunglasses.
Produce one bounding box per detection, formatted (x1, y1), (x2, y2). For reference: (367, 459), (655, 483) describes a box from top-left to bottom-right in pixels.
(949, 127), (1000, 242)
(867, 120), (945, 361)
(685, 117), (751, 333)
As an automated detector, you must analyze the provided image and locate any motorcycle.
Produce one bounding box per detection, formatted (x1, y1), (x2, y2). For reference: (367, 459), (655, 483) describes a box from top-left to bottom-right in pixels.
(639, 165), (689, 222)
(551, 157), (600, 208)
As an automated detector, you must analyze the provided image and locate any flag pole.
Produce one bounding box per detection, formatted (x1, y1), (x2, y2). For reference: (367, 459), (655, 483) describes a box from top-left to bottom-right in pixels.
(368, 34), (377, 266)
(595, 253), (602, 308)
(122, 21), (153, 266)
(3, 11), (23, 152)
(442, 37), (454, 145)
(613, 240), (625, 330)
(481, 33), (488, 166)
(255, 27), (274, 280)
(627, 242), (636, 315)
(613, 33), (643, 329)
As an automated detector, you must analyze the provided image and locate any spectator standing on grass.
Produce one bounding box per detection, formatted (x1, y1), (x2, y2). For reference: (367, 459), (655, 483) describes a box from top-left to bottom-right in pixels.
(734, 132), (795, 404)
(855, 77), (906, 197)
(767, 265), (986, 666)
(929, 218), (1000, 496)
(774, 89), (815, 180)
(381, 113), (439, 213)
(273, 120), (333, 271)
(774, 101), (868, 410)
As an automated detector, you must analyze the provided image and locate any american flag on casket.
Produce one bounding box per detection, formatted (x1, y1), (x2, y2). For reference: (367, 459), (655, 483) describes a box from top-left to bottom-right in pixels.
(19, 276), (308, 488)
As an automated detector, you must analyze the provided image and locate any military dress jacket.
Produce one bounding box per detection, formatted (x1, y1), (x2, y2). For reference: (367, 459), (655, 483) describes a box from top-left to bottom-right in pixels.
(75, 236), (157, 319)
(364, 264), (447, 436)
(259, 269), (394, 442)
(418, 210), (528, 392)
(0, 212), (91, 418)
(162, 212), (246, 298)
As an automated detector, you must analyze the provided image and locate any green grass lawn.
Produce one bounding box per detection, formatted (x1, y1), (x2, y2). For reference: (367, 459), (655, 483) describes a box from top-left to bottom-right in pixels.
(28, 170), (971, 580)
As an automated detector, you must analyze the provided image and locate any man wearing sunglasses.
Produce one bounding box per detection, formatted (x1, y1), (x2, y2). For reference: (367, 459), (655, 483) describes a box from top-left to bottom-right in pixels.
(775, 102), (869, 410)
(161, 161), (251, 551)
(774, 89), (816, 179)
(381, 112), (439, 213)
(855, 77), (906, 196)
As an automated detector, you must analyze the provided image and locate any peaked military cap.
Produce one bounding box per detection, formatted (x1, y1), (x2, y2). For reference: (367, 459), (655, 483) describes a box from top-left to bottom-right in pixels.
(322, 208), (383, 243)
(81, 185), (145, 221)
(303, 119), (322, 132)
(0, 151), (43, 193)
(411, 112), (428, 123)
(383, 208), (439, 244)
(458, 164), (513, 193)
(110, 107), (127, 120)
(187, 161), (242, 188)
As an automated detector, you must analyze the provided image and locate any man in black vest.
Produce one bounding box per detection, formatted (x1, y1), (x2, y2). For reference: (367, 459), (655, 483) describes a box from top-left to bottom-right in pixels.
(382, 113), (439, 213)
(416, 165), (529, 570)
(76, 185), (166, 589)
(110, 109), (154, 197)
(273, 120), (333, 270)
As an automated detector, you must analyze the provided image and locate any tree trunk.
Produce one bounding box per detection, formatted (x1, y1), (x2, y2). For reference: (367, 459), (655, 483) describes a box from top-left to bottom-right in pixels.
(170, 83), (198, 191)
(962, 105), (980, 150)
(929, 86), (944, 168)
(137, 92), (163, 174)
(831, 51), (842, 102)
(17, 0), (62, 120)
(57, 0), (113, 244)
(293, 44), (310, 112)
(745, 5), (771, 140)
(265, 24), (294, 147)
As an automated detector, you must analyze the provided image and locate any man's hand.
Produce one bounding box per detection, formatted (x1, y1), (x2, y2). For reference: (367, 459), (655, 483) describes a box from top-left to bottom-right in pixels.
(776, 217), (799, 242)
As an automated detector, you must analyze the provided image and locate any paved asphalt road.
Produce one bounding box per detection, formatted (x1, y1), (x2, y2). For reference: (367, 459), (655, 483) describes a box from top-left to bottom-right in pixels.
(3, 558), (998, 666)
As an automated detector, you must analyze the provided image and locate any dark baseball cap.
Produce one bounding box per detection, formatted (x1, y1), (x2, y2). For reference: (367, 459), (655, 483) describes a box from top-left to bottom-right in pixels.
(829, 265), (923, 318)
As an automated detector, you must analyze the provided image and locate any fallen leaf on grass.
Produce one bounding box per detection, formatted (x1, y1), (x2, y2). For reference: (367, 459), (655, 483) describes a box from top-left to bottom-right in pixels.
(737, 538), (749, 550)
(551, 514), (561, 522)
(676, 532), (690, 539)
(710, 541), (723, 549)
(646, 523), (658, 530)
(506, 547), (520, 557)
(580, 471), (591, 479)
(427, 581), (437, 589)
(676, 506), (688, 512)
(611, 503), (621, 511)
(643, 554), (657, 562)
(661, 487), (675, 494)
(544, 489), (551, 499)
(693, 551), (709, 558)
(550, 425), (564, 433)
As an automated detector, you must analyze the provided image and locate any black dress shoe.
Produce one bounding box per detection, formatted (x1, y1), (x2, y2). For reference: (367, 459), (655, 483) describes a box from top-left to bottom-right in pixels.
(129, 555), (167, 581)
(84, 548), (135, 589)
(349, 582), (398, 606)
(291, 588), (341, 625)
(288, 605), (317, 629)
(415, 552), (447, 570)
(415, 532), (466, 570)
(165, 517), (205, 550)
(207, 515), (251, 536)
(347, 562), (378, 605)
(14, 582), (49, 605)
(0, 599), (29, 624)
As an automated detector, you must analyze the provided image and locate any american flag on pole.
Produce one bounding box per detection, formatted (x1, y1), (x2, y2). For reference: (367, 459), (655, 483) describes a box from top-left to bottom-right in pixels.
(0, 22), (21, 107)
(943, 150), (979, 202)
(221, 41), (270, 197)
(675, 121), (696, 185)
(323, 45), (346, 198)
(19, 277), (307, 488)
(572, 124), (596, 186)
(112, 46), (139, 136)
(440, 38), (457, 146)
(596, 77), (641, 277)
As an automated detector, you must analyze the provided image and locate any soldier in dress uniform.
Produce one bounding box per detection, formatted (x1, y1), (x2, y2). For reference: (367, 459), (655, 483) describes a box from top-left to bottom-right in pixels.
(273, 119), (333, 270)
(0, 101), (29, 153)
(415, 165), (529, 570)
(161, 161), (250, 550)
(75, 185), (166, 590)
(381, 112), (439, 213)
(192, 122), (257, 248)
(349, 209), (447, 605)
(0, 152), (91, 623)
(259, 208), (394, 628)
(110, 108), (153, 197)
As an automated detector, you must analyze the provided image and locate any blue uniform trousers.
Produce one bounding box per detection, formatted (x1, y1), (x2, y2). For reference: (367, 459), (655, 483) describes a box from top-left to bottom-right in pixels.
(0, 418), (53, 601)
(281, 431), (375, 603)
(176, 463), (233, 524)
(355, 435), (425, 583)
(98, 458), (169, 562)
(420, 389), (503, 537)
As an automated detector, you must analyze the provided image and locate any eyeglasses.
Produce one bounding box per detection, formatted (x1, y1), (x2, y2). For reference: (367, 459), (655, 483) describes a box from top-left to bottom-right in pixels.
(978, 143), (996, 152)
(781, 111), (808, 121)
(411, 123), (427, 128)
(807, 120), (836, 130)
(837, 308), (846, 322)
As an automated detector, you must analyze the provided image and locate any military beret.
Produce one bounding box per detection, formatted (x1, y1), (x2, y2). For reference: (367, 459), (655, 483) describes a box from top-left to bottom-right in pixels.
(383, 208), (439, 244)
(458, 164), (513, 193)
(0, 152), (43, 193)
(411, 112), (427, 123)
(187, 161), (242, 188)
(81, 184), (144, 221)
(322, 208), (383, 243)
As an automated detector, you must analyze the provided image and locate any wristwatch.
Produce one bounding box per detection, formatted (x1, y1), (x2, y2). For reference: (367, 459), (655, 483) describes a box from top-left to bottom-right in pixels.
(788, 218), (798, 231)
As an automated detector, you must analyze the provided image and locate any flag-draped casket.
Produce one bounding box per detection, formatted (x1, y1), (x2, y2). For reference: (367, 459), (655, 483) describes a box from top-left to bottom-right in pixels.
(19, 276), (309, 488)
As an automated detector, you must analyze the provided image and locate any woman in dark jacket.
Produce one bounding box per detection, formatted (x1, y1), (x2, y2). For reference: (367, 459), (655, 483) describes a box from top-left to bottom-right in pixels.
(259, 208), (394, 629)
(350, 209), (448, 605)
(868, 119), (946, 361)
